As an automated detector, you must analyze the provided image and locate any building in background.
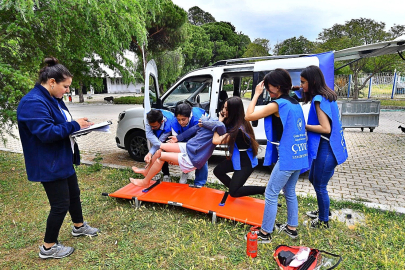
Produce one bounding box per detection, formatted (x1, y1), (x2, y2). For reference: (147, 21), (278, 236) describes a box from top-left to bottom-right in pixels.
(100, 51), (144, 94)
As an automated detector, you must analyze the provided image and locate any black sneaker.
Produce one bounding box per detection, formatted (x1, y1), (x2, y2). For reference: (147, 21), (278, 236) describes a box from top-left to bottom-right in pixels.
(275, 223), (298, 239)
(244, 230), (272, 244)
(257, 230), (272, 243)
(304, 218), (329, 229)
(306, 209), (332, 219)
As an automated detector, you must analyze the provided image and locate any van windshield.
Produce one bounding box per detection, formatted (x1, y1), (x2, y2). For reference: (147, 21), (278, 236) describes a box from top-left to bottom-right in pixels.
(163, 76), (212, 111)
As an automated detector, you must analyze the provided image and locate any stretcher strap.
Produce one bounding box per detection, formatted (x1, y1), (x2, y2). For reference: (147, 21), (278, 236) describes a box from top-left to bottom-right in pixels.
(142, 180), (161, 193)
(219, 192), (229, 206)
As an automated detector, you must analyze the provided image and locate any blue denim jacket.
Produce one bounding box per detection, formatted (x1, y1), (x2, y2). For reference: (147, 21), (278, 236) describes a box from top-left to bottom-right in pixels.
(176, 116), (226, 169)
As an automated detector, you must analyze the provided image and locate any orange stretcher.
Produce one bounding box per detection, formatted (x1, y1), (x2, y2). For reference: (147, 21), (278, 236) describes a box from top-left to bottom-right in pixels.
(103, 181), (265, 226)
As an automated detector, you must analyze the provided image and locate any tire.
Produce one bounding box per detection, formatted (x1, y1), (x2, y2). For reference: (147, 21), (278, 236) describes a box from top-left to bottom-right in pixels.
(126, 130), (148, 161)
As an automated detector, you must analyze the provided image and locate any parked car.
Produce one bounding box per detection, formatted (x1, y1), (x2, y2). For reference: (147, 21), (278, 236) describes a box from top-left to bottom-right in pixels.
(115, 55), (327, 161)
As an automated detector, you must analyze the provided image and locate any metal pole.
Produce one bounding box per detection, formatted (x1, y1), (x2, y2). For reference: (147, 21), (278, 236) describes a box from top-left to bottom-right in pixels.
(391, 70), (397, 99)
(368, 76), (372, 99)
(347, 74), (352, 98)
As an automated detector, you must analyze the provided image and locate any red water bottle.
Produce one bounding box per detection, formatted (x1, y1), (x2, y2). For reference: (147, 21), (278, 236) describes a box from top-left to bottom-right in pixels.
(246, 226), (259, 258)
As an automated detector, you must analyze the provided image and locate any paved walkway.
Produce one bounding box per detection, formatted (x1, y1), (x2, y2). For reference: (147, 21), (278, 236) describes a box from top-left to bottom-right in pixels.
(2, 97), (405, 213)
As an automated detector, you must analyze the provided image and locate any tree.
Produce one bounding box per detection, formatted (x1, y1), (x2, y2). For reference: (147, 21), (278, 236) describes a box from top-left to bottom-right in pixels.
(242, 38), (271, 58)
(188, 6), (216, 26)
(154, 47), (185, 92)
(273, 36), (316, 55)
(201, 22), (250, 64)
(0, 0), (162, 140)
(181, 23), (214, 74)
(130, 0), (188, 80)
(318, 18), (405, 99)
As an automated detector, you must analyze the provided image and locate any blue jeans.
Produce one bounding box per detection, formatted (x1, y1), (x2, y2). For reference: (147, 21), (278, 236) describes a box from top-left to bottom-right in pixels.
(261, 161), (300, 233)
(194, 161), (208, 186)
(309, 138), (338, 222)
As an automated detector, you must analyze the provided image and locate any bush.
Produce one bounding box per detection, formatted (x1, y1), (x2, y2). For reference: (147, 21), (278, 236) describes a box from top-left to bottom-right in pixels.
(113, 96), (144, 104)
(222, 84), (233, 91)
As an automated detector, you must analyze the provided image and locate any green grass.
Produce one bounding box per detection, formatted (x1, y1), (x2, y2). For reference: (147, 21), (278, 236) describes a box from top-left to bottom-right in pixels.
(380, 99), (405, 107)
(1, 151), (404, 269)
(113, 96), (144, 104)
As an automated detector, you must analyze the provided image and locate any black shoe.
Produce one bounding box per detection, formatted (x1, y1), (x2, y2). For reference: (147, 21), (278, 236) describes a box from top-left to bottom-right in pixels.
(244, 230), (272, 244)
(275, 223), (298, 239)
(304, 218), (329, 229)
(306, 209), (332, 219)
(257, 230), (272, 243)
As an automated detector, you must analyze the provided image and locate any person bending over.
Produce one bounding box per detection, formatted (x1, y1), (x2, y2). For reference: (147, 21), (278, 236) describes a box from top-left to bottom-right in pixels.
(136, 109), (174, 182)
(169, 101), (209, 185)
(130, 115), (226, 187)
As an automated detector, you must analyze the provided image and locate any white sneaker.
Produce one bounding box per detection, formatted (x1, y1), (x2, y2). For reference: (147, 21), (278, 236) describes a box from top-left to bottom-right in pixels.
(179, 172), (189, 184)
(162, 175), (171, 182)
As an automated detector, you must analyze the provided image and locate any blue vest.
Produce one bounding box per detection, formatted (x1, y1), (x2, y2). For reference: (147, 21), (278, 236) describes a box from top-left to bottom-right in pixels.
(264, 98), (309, 171)
(307, 95), (348, 165)
(171, 107), (205, 140)
(154, 109), (174, 138)
(231, 129), (258, 170)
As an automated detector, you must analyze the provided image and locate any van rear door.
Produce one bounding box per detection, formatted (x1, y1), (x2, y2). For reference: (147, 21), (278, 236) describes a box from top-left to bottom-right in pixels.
(143, 60), (161, 124)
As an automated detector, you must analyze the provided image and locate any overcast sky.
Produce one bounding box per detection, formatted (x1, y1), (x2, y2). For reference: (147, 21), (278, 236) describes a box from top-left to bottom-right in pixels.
(172, 0), (404, 49)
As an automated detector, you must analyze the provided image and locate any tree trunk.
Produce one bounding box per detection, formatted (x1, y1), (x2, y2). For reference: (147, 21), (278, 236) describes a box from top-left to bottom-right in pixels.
(78, 82), (84, 103)
(353, 73), (359, 100)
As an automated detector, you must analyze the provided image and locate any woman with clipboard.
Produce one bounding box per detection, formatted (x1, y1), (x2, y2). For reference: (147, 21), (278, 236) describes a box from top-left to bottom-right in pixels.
(17, 57), (99, 259)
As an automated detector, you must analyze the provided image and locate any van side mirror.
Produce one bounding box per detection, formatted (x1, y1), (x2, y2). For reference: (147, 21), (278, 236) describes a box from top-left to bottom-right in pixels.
(252, 120), (258, 127)
(196, 95), (200, 104)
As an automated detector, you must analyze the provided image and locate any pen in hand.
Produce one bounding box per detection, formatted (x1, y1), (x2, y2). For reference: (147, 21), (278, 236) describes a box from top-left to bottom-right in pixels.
(77, 117), (94, 129)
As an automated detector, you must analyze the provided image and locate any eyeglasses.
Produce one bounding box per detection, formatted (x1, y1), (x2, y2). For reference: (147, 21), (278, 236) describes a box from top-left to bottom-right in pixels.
(149, 123), (161, 130)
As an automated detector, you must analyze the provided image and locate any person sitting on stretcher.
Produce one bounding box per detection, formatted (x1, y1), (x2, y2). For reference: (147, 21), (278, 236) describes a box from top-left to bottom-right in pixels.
(130, 115), (226, 187)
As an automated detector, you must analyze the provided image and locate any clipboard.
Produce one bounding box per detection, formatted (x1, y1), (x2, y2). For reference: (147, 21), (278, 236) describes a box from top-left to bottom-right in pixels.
(71, 120), (112, 136)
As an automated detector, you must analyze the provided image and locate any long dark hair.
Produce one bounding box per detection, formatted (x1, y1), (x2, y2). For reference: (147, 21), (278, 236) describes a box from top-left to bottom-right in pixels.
(301, 65), (337, 103)
(38, 57), (73, 84)
(263, 68), (292, 95)
(223, 96), (258, 157)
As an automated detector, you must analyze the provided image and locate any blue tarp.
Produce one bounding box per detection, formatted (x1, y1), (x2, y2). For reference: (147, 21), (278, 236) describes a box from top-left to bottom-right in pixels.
(312, 51), (335, 90)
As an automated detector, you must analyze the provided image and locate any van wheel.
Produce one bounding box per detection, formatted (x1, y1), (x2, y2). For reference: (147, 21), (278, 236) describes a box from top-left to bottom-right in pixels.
(126, 131), (148, 161)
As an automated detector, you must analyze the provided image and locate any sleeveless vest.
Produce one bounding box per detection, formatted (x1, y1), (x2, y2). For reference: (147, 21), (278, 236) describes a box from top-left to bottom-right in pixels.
(264, 98), (309, 171)
(171, 107), (206, 139)
(307, 95), (348, 165)
(231, 128), (258, 170)
(154, 109), (174, 138)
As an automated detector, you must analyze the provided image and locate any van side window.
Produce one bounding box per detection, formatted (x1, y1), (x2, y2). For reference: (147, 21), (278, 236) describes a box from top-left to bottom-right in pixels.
(148, 74), (158, 106)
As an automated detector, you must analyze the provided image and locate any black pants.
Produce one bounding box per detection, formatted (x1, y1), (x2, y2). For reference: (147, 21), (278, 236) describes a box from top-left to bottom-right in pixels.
(213, 158), (265, 197)
(162, 161), (170, 176)
(41, 173), (83, 243)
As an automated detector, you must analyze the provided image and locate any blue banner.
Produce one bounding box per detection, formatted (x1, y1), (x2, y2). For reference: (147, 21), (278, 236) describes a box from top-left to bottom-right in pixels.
(311, 51), (335, 90)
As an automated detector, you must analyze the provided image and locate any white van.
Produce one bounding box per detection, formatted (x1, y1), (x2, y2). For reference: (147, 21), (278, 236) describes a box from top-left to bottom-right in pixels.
(115, 55), (325, 161)
(115, 39), (405, 161)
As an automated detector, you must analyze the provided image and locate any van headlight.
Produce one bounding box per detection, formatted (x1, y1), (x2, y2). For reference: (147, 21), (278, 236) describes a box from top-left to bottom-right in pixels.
(118, 112), (125, 122)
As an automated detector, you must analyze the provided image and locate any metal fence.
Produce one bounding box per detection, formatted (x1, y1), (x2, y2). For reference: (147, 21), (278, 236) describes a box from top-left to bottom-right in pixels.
(334, 72), (405, 99)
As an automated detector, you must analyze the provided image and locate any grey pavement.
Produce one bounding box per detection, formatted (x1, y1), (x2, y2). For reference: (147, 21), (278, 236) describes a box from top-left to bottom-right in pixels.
(2, 94), (405, 214)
